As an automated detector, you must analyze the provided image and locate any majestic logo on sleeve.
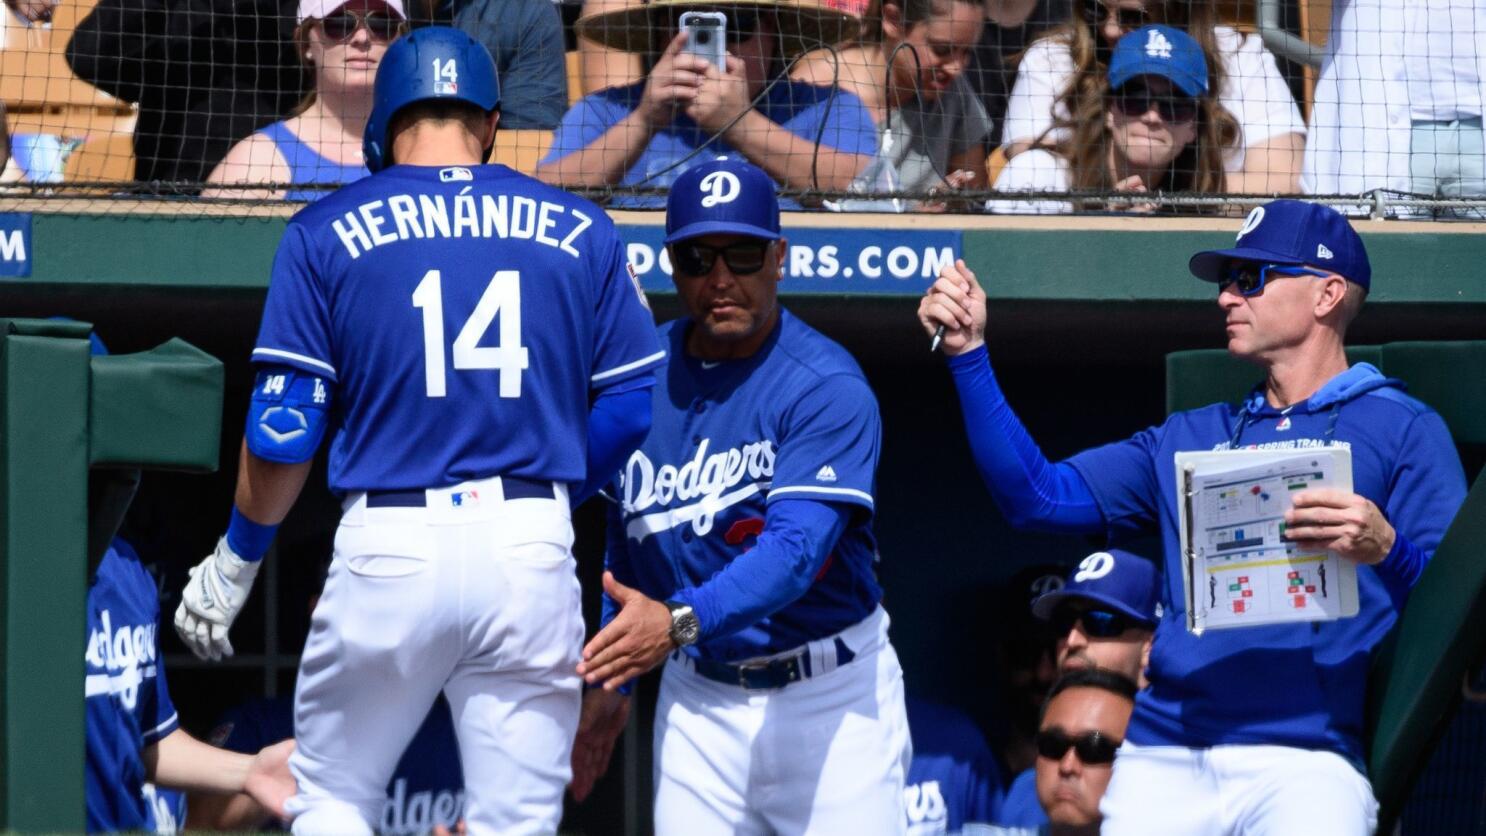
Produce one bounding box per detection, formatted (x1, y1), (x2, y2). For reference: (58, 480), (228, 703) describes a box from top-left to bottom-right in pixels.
(84, 609), (159, 711)
(621, 439), (775, 540)
(699, 171), (742, 207)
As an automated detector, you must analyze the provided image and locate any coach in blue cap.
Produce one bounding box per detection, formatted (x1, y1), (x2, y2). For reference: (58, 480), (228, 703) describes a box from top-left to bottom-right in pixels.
(920, 199), (1466, 834)
(573, 157), (912, 834)
(1033, 549), (1160, 689)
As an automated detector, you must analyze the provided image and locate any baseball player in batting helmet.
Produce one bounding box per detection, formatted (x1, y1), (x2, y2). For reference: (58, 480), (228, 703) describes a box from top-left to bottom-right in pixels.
(570, 158), (912, 833)
(174, 25), (664, 835)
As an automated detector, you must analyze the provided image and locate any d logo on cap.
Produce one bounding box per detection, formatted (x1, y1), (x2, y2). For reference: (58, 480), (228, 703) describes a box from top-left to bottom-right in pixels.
(700, 171), (741, 207)
(1074, 552), (1116, 583)
(1236, 206), (1265, 242)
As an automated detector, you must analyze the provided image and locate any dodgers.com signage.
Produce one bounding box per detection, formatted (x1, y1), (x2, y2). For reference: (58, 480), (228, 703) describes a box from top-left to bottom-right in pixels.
(0, 214), (31, 277)
(620, 225), (962, 295)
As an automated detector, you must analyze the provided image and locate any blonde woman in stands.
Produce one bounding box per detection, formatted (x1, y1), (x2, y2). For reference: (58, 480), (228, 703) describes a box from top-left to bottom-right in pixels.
(987, 25), (1236, 214)
(201, 0), (407, 200)
(792, 0), (994, 210)
(1002, 0), (1303, 194)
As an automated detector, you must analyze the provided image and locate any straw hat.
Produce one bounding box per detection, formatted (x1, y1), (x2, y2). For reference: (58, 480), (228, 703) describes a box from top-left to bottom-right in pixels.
(576, 0), (861, 58)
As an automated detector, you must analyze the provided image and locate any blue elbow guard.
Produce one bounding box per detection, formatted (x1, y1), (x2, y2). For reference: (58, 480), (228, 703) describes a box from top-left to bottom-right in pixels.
(245, 367), (332, 463)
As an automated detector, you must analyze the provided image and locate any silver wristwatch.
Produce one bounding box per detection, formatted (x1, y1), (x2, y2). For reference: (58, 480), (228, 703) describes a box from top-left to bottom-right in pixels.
(665, 599), (700, 647)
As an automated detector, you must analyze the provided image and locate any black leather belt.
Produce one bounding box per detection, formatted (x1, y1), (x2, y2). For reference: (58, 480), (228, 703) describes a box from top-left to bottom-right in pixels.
(691, 653), (812, 690)
(365, 476), (554, 507)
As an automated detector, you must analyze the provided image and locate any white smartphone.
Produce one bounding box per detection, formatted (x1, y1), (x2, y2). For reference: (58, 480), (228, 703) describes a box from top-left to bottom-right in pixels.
(679, 11), (727, 72)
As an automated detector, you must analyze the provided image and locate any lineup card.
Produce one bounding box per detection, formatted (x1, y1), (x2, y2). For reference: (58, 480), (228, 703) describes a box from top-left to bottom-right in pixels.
(1175, 448), (1359, 635)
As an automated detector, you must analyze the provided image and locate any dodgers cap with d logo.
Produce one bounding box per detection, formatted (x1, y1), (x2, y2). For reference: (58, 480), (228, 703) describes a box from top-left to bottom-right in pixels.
(1031, 549), (1162, 628)
(665, 158), (782, 245)
(1189, 199), (1371, 290)
(1108, 24), (1208, 97)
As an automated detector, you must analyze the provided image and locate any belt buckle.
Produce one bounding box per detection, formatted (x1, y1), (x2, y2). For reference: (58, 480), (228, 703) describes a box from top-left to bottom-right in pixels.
(735, 655), (800, 691)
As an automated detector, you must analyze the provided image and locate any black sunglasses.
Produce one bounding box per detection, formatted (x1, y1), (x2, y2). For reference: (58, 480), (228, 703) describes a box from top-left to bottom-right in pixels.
(672, 240), (772, 277)
(1083, 2), (1150, 33)
(319, 9), (405, 43)
(1218, 262), (1331, 297)
(1051, 605), (1135, 639)
(1112, 82), (1199, 124)
(1036, 728), (1122, 764)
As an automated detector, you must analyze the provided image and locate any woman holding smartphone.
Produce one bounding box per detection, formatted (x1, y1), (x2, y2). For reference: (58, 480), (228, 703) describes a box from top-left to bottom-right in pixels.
(201, 0), (407, 201)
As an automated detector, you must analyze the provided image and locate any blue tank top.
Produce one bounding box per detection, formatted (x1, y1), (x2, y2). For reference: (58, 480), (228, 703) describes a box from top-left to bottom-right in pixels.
(258, 121), (369, 202)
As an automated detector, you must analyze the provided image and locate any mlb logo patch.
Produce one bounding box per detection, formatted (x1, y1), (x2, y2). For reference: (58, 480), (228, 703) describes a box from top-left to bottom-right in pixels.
(451, 490), (480, 507)
(440, 167), (473, 182)
(435, 81), (458, 95)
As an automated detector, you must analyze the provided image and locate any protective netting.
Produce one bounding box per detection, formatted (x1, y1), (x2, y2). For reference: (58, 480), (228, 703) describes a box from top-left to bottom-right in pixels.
(3, 0), (1483, 216)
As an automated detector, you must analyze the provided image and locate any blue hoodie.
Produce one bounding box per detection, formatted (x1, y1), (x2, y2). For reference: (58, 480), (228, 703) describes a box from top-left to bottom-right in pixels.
(1064, 362), (1466, 764)
(947, 350), (1467, 766)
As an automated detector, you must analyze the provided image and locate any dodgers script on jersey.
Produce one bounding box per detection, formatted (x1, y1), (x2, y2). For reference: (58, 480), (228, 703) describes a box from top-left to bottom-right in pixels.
(253, 164), (665, 491)
(609, 310), (883, 661)
(85, 539), (180, 833)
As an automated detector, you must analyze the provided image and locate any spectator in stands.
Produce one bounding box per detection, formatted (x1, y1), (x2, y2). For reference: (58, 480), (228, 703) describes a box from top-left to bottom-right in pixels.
(535, 0), (877, 207)
(987, 25), (1235, 214)
(451, 0), (567, 129)
(1030, 669), (1136, 836)
(201, 0), (407, 201)
(903, 697), (1006, 834)
(971, 0), (1071, 149)
(1002, 0), (1304, 194)
(1000, 548), (1157, 830)
(792, 0), (994, 211)
(2, 0), (57, 23)
(575, 0), (644, 96)
(66, 0), (308, 187)
(1302, 1), (1486, 219)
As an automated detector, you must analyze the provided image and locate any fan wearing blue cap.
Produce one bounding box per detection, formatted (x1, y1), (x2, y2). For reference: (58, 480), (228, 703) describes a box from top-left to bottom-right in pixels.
(174, 25), (666, 836)
(574, 158), (912, 833)
(988, 24), (1237, 215)
(919, 197), (1466, 834)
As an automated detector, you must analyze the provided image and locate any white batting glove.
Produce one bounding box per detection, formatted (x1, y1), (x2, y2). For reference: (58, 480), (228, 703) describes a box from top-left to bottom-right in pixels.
(174, 536), (261, 661)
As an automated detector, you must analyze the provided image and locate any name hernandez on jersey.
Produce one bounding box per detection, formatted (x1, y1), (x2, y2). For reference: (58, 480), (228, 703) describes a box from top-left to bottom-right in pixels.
(328, 190), (594, 260)
(609, 310), (884, 660)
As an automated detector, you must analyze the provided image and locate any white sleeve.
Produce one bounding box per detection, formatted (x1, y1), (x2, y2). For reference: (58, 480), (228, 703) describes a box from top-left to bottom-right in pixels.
(1001, 37), (1077, 148)
(986, 149), (1073, 214)
(1216, 26), (1307, 154)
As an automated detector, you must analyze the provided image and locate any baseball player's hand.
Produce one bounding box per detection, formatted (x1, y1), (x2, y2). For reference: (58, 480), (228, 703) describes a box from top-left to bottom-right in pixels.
(570, 688), (631, 802)
(1284, 489), (1396, 565)
(174, 536), (262, 661)
(917, 258), (986, 356)
(577, 572), (675, 690)
(639, 32), (707, 128)
(243, 739), (297, 821)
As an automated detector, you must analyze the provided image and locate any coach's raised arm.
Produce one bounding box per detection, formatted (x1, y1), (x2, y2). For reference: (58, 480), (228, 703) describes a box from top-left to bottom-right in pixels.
(917, 200), (1466, 835)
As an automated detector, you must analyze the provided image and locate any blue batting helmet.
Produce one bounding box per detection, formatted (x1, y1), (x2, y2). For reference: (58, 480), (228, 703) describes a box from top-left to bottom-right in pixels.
(362, 26), (501, 173)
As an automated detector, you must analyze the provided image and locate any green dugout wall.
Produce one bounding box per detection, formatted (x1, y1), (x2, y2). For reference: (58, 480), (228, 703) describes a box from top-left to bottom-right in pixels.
(3, 208), (1483, 832)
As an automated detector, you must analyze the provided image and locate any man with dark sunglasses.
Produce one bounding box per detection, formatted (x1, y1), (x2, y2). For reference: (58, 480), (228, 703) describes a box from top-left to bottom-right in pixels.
(1033, 669), (1137, 836)
(572, 158), (911, 833)
(920, 199), (1466, 835)
(1032, 549), (1159, 688)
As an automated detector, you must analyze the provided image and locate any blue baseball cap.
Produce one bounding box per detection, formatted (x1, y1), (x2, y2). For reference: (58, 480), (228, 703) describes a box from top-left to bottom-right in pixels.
(1189, 199), (1372, 290)
(1032, 549), (1161, 628)
(1108, 25), (1207, 98)
(664, 158), (781, 245)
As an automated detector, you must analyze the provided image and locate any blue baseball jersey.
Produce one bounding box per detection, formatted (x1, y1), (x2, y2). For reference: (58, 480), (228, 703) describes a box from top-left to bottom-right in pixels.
(253, 163), (665, 492)
(212, 694), (463, 835)
(1065, 364), (1466, 763)
(905, 699), (1005, 835)
(140, 784), (187, 834)
(608, 309), (882, 660)
(996, 769), (1046, 828)
(543, 80), (878, 209)
(86, 539), (180, 833)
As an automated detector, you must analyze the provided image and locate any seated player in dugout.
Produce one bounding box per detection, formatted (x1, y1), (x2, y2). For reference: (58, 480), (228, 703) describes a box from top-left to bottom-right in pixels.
(535, 0), (879, 207)
(1031, 669), (1138, 836)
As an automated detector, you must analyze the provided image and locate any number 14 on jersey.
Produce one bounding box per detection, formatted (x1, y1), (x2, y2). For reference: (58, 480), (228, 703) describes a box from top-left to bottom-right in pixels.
(412, 269), (529, 398)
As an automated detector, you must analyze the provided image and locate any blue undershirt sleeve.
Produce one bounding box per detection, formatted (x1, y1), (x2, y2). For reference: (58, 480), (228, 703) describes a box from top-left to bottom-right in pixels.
(945, 346), (1104, 533)
(574, 380), (654, 506)
(671, 498), (849, 645)
(1373, 533), (1428, 610)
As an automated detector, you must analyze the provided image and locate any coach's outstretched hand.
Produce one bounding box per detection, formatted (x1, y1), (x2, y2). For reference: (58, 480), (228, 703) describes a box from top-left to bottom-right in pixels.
(570, 688), (631, 802)
(578, 572), (676, 691)
(917, 258), (987, 356)
(244, 739), (298, 821)
(174, 536), (261, 661)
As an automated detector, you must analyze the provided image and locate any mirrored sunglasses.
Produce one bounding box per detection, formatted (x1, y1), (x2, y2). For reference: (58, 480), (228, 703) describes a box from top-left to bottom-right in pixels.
(1051, 605), (1135, 639)
(1218, 262), (1331, 297)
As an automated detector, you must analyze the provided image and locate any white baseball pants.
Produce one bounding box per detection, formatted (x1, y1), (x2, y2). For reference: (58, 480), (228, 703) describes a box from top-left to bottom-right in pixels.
(652, 607), (912, 835)
(284, 477), (584, 836)
(1099, 740), (1378, 835)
